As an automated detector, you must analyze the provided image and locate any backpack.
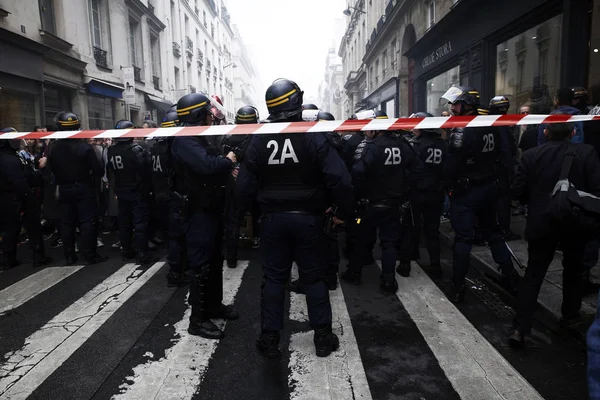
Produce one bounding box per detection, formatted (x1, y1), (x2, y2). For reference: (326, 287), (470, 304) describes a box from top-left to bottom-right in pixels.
(549, 144), (600, 233)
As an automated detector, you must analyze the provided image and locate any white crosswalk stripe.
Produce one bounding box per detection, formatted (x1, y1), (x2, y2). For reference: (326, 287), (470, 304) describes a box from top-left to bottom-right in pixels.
(0, 261), (165, 400)
(111, 261), (249, 400)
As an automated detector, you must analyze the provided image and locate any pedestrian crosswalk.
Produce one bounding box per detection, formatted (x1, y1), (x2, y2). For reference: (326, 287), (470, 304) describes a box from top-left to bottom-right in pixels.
(0, 256), (549, 400)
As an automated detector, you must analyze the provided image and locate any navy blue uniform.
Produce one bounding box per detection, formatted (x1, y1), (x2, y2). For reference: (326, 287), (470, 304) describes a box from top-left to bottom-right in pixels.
(446, 126), (514, 290)
(0, 146), (28, 269)
(49, 140), (104, 264)
(349, 132), (422, 286)
(171, 136), (233, 322)
(237, 132), (353, 332)
(151, 139), (186, 278)
(402, 131), (448, 270)
(107, 140), (152, 260)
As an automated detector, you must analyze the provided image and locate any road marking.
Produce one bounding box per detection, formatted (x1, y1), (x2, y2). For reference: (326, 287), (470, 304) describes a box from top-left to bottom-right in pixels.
(111, 261), (249, 400)
(0, 261), (166, 400)
(388, 261), (544, 400)
(0, 266), (85, 316)
(288, 267), (372, 400)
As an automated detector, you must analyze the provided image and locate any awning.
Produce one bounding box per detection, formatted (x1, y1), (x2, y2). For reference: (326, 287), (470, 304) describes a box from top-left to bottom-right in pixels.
(85, 78), (124, 99)
(146, 94), (174, 113)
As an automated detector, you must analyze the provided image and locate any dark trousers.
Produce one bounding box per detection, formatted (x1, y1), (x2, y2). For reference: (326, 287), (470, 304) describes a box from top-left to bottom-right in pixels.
(402, 192), (443, 266)
(514, 237), (584, 334)
(497, 172), (512, 234)
(349, 206), (400, 282)
(326, 229), (340, 278)
(224, 182), (244, 261)
(450, 182), (512, 288)
(59, 183), (98, 261)
(345, 219), (377, 265)
(163, 196), (186, 273)
(116, 188), (150, 256)
(260, 212), (331, 332)
(185, 211), (224, 321)
(0, 199), (21, 264)
(22, 196), (45, 258)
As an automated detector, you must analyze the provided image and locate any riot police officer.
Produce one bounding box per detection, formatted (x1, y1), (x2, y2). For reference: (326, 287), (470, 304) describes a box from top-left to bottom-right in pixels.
(152, 110), (188, 286)
(489, 96), (520, 241)
(107, 120), (153, 264)
(401, 113), (447, 278)
(222, 106), (257, 268)
(441, 87), (519, 303)
(48, 112), (106, 265)
(341, 115), (422, 292)
(171, 93), (238, 340)
(237, 78), (353, 358)
(0, 132), (29, 270)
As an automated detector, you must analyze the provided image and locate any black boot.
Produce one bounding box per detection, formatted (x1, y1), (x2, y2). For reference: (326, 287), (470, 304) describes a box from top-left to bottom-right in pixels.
(136, 252), (157, 265)
(450, 283), (465, 304)
(380, 278), (398, 295)
(227, 258), (237, 269)
(396, 262), (411, 277)
(500, 265), (520, 295)
(188, 318), (224, 339)
(32, 254), (53, 268)
(167, 270), (190, 287)
(508, 329), (525, 348)
(341, 267), (361, 285)
(205, 304), (239, 320)
(0, 252), (19, 271)
(85, 253), (108, 266)
(326, 274), (338, 291)
(313, 324), (339, 358)
(288, 279), (304, 294)
(429, 262), (442, 279)
(122, 249), (136, 261)
(256, 331), (281, 359)
(188, 268), (224, 339)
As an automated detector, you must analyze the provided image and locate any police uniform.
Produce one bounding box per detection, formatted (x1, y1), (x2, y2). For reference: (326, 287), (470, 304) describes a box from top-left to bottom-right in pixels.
(222, 106), (257, 268)
(171, 93), (238, 340)
(107, 120), (153, 263)
(48, 112), (106, 266)
(401, 124), (447, 278)
(237, 79), (353, 359)
(0, 135), (29, 270)
(441, 87), (519, 303)
(343, 129), (422, 292)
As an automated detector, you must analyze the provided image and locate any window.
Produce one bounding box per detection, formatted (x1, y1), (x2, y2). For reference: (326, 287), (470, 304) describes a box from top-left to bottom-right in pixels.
(175, 67), (181, 89)
(150, 34), (161, 78)
(494, 14), (562, 114)
(88, 95), (114, 130)
(382, 50), (388, 78)
(427, 66), (460, 116)
(39, 0), (56, 34)
(90, 0), (102, 47)
(211, 23), (215, 38)
(203, 10), (207, 27)
(129, 19), (140, 67)
(427, 1), (435, 28)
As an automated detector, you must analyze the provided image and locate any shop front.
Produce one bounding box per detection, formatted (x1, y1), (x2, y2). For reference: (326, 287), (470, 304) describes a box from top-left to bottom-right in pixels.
(405, 0), (588, 115)
(362, 77), (399, 117)
(86, 78), (125, 130)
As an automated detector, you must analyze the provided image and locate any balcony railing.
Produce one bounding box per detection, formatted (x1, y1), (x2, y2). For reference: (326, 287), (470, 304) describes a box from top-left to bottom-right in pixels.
(133, 65), (142, 82)
(173, 42), (181, 57)
(197, 48), (204, 61)
(153, 75), (160, 90)
(213, 66), (217, 76)
(206, 59), (212, 69)
(185, 36), (193, 54)
(93, 46), (108, 68)
(515, 36), (526, 54)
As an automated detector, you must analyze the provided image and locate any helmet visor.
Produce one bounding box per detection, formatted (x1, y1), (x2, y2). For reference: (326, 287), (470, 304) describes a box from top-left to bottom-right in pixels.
(353, 110), (377, 120)
(302, 109), (319, 122)
(208, 96), (227, 120)
(440, 87), (464, 104)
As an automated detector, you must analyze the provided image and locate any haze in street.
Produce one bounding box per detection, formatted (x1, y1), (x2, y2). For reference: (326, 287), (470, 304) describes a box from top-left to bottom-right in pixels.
(226, 0), (346, 117)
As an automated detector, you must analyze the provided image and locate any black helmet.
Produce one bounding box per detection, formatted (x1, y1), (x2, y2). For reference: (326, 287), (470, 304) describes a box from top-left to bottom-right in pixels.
(302, 103), (319, 110)
(115, 119), (134, 129)
(265, 78), (304, 122)
(571, 86), (588, 100)
(350, 110), (388, 120)
(161, 110), (179, 128)
(317, 111), (335, 121)
(488, 95), (510, 115)
(0, 127), (23, 150)
(441, 86), (480, 106)
(55, 111), (81, 131)
(409, 112), (433, 118)
(177, 93), (212, 125)
(235, 106), (259, 124)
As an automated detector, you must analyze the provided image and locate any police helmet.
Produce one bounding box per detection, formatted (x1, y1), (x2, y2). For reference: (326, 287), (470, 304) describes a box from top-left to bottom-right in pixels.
(161, 110), (179, 128)
(177, 93), (212, 125)
(571, 86), (588, 100)
(317, 111), (335, 121)
(115, 120), (134, 129)
(488, 95), (510, 115)
(0, 127), (24, 150)
(55, 111), (81, 131)
(441, 86), (480, 106)
(409, 112), (434, 118)
(302, 103), (319, 111)
(265, 78), (304, 122)
(235, 105), (259, 124)
(167, 104), (177, 114)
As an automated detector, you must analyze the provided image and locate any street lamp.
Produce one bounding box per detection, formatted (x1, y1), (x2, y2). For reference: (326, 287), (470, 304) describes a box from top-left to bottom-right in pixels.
(343, 6), (365, 16)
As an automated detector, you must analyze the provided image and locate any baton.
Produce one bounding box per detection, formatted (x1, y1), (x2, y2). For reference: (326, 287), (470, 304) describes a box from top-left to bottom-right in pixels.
(505, 241), (526, 270)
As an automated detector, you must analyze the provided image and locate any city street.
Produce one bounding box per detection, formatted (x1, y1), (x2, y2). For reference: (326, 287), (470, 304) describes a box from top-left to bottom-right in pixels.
(0, 230), (589, 400)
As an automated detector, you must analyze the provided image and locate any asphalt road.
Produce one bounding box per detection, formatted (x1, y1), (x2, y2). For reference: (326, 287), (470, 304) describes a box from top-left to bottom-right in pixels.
(0, 230), (589, 400)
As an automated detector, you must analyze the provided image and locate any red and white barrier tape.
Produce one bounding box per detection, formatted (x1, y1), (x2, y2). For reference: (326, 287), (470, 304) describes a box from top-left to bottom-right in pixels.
(2, 114), (599, 139)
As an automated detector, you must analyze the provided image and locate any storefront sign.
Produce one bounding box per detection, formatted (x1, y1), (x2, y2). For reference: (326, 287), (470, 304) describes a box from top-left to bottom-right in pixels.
(421, 41), (453, 69)
(122, 67), (136, 105)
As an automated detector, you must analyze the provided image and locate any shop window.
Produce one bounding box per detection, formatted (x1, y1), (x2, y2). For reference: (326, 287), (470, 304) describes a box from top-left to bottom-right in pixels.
(44, 85), (72, 127)
(88, 95), (114, 130)
(0, 90), (40, 131)
(426, 65), (460, 116)
(495, 14), (562, 114)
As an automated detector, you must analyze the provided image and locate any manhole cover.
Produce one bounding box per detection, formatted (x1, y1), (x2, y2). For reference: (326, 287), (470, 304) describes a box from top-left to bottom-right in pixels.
(467, 277), (515, 319)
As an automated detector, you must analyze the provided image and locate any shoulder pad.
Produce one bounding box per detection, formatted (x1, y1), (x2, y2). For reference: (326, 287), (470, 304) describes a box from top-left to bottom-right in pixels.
(353, 139), (371, 161)
(323, 132), (343, 150)
(342, 134), (353, 142)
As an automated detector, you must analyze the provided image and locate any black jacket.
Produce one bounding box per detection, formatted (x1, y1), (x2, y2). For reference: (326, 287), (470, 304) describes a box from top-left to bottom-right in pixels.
(513, 140), (600, 241)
